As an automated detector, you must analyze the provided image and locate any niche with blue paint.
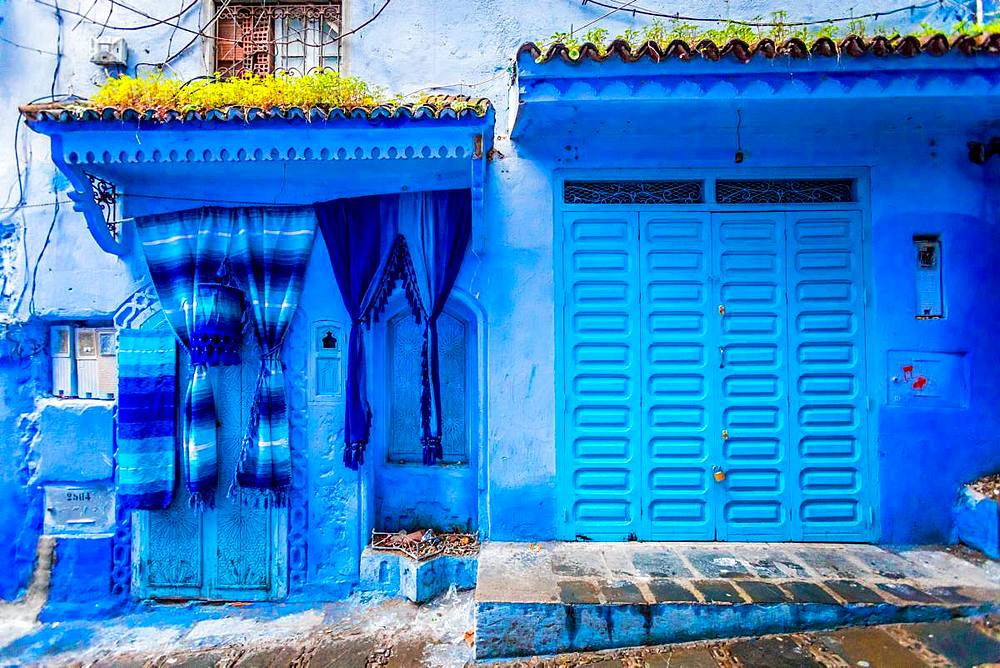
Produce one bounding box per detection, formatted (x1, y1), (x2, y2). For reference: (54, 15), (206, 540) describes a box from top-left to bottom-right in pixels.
(372, 296), (479, 533)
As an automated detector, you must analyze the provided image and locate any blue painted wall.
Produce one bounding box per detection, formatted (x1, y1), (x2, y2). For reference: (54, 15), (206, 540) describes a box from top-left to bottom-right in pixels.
(0, 0), (998, 607)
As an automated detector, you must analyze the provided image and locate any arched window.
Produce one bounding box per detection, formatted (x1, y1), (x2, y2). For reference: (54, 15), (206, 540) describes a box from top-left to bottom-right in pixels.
(386, 308), (469, 464)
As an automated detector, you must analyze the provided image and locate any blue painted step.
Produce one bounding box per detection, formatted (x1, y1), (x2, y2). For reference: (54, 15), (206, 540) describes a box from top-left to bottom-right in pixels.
(474, 542), (1000, 660)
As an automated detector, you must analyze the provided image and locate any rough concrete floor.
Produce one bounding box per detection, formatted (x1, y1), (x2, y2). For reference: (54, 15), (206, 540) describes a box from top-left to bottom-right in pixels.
(0, 589), (477, 668)
(2, 604), (999, 666)
(2, 591), (1000, 667)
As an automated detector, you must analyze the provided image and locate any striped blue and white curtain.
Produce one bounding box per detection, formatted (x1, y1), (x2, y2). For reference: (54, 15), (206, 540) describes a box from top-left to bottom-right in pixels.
(134, 208), (237, 510)
(230, 207), (316, 506)
(132, 205), (316, 510)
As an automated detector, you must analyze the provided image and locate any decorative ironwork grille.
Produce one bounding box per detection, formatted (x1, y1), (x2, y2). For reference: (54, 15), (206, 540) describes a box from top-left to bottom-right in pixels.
(85, 172), (119, 239)
(564, 180), (704, 204)
(215, 2), (342, 76)
(715, 179), (855, 204)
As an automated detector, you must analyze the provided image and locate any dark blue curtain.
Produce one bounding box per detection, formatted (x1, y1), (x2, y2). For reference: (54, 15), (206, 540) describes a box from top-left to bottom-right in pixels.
(410, 190), (472, 464)
(315, 195), (399, 469)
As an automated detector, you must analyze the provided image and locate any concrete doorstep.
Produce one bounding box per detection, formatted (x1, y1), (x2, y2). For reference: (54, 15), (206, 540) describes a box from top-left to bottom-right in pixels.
(474, 542), (1000, 660)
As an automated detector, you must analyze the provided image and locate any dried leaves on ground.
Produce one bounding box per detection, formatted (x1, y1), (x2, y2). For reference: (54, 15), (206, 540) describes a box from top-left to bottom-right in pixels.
(969, 472), (1000, 502)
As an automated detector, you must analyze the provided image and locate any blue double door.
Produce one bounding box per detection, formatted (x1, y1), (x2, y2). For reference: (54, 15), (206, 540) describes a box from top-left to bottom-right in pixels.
(135, 356), (284, 601)
(562, 210), (873, 542)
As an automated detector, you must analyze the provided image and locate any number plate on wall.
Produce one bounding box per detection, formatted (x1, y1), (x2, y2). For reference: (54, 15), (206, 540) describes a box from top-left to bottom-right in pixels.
(44, 485), (115, 535)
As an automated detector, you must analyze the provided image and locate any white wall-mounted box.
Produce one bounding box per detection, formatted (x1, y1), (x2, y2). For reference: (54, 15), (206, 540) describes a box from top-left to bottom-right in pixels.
(51, 325), (76, 397)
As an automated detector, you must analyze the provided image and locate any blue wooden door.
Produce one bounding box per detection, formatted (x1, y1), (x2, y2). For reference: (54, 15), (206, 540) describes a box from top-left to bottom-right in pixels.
(136, 347), (284, 600)
(786, 211), (874, 541)
(562, 212), (642, 540)
(640, 212), (718, 540)
(561, 207), (873, 542)
(713, 212), (792, 541)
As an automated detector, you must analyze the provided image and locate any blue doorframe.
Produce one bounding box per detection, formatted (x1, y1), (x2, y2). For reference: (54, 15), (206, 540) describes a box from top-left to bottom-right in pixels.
(555, 168), (879, 542)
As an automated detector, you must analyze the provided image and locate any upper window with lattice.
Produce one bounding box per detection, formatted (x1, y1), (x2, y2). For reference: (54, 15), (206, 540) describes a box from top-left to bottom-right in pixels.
(215, 1), (342, 76)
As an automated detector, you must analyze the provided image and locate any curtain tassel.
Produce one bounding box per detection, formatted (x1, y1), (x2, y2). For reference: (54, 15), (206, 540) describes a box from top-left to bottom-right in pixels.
(421, 435), (442, 466)
(344, 440), (367, 470)
(188, 491), (215, 513)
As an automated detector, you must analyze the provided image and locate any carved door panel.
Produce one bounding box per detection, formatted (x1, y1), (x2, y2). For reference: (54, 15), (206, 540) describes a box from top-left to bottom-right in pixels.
(135, 343), (283, 601)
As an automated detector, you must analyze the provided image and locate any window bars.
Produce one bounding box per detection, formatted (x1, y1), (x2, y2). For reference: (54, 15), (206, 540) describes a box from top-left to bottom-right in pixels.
(563, 178), (856, 205)
(715, 179), (856, 204)
(215, 2), (342, 76)
(564, 180), (705, 205)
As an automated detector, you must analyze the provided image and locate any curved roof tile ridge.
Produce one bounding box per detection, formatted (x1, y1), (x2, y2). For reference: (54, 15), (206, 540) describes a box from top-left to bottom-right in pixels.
(517, 32), (1000, 64)
(19, 96), (493, 124)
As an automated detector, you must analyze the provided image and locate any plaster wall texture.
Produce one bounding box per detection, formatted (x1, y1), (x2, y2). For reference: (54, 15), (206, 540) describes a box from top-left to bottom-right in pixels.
(0, 0), (997, 604)
(22, 398), (113, 484)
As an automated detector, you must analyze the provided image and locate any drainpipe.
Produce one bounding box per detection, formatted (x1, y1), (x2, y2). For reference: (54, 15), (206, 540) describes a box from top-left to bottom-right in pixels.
(976, 0), (984, 26)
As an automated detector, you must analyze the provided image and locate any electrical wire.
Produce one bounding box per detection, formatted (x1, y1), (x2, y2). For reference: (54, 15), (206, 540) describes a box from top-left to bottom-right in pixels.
(134, 0), (232, 72)
(403, 70), (510, 97)
(576, 0), (639, 34)
(0, 36), (61, 56)
(51, 0), (63, 99)
(33, 0), (392, 50)
(72, 0), (101, 31)
(575, 0), (946, 28)
(25, 197), (59, 316)
(32, 0), (200, 32)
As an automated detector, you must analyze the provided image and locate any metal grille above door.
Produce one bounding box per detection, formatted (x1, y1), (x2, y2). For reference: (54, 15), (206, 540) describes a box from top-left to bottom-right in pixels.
(562, 179), (855, 206)
(564, 180), (704, 205)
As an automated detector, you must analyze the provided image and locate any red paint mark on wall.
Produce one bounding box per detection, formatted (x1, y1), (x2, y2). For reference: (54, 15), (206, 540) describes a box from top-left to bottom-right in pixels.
(912, 376), (928, 391)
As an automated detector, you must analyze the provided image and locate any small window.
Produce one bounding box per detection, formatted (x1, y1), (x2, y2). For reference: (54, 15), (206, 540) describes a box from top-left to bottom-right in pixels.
(387, 310), (469, 464)
(215, 2), (342, 76)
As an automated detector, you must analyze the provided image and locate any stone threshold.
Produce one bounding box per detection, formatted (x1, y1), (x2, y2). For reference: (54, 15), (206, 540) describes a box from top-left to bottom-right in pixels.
(474, 542), (1000, 660)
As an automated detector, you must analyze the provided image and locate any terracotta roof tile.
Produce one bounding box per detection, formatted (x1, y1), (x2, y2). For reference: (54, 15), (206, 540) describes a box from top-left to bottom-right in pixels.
(519, 33), (1000, 65)
(19, 96), (492, 124)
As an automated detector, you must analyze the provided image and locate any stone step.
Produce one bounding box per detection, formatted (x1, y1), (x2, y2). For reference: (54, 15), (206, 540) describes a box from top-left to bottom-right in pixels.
(474, 542), (1000, 660)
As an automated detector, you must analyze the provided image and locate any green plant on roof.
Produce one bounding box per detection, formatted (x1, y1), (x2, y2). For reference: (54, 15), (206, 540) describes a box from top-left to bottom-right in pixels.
(538, 13), (1000, 60)
(90, 71), (385, 113)
(86, 71), (488, 117)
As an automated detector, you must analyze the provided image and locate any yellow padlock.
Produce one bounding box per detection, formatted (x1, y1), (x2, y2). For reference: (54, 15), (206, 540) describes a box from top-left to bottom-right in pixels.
(721, 429), (729, 441)
(713, 468), (726, 483)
